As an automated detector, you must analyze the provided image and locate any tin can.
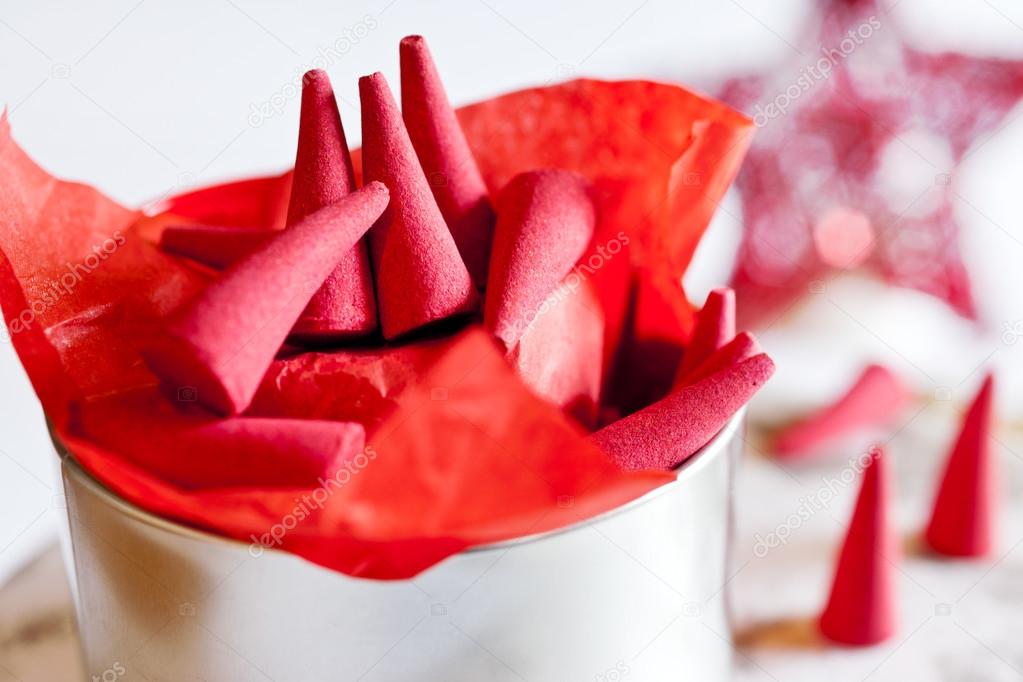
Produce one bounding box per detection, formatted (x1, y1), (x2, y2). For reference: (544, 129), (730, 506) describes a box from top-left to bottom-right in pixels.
(59, 412), (743, 682)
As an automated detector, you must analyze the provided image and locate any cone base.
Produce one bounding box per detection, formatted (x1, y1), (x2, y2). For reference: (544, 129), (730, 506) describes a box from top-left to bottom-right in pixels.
(288, 317), (378, 345)
(142, 335), (238, 415)
(923, 529), (993, 559)
(818, 613), (895, 647)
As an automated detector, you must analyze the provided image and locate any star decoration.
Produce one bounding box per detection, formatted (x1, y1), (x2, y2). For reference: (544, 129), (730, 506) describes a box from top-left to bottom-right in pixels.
(719, 0), (1023, 324)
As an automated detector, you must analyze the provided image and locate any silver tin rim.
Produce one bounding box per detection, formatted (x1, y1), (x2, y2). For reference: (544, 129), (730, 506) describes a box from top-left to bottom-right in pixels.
(57, 408), (743, 559)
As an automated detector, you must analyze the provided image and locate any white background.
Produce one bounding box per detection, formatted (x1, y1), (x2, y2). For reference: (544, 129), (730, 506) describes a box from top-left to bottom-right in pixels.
(2, 1), (1023, 678)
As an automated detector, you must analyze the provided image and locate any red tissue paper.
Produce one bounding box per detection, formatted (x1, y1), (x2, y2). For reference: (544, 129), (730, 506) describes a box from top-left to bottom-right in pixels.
(925, 373), (997, 558)
(0, 36), (763, 578)
(819, 445), (898, 646)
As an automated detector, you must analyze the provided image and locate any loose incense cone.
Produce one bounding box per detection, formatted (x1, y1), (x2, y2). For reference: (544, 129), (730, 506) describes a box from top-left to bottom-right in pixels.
(924, 373), (997, 558)
(680, 331), (761, 386)
(675, 287), (736, 380)
(400, 35), (495, 288)
(819, 446), (898, 646)
(775, 364), (909, 458)
(360, 71), (478, 339)
(160, 225), (275, 269)
(77, 388), (366, 490)
(289, 69), (377, 341)
(143, 183), (389, 415)
(590, 353), (775, 471)
(484, 170), (595, 348)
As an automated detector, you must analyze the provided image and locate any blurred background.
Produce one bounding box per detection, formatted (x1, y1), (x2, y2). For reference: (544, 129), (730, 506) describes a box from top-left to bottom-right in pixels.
(1, 0), (1022, 679)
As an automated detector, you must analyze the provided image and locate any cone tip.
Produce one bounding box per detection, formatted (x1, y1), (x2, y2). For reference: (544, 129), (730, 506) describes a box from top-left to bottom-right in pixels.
(709, 286), (735, 300)
(400, 34), (426, 49)
(865, 443), (885, 469)
(362, 180), (389, 197)
(359, 71), (393, 101)
(302, 69), (330, 87)
(747, 352), (776, 381)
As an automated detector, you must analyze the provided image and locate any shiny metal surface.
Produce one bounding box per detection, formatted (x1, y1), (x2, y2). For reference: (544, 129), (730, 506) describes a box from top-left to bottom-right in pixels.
(59, 412), (744, 682)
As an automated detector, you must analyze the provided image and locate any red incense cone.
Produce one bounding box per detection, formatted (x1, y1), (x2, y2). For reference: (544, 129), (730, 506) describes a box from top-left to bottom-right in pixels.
(925, 373), (997, 558)
(819, 445), (898, 646)
(77, 388), (366, 490)
(591, 353), (775, 471)
(775, 364), (909, 457)
(360, 71), (478, 339)
(160, 225), (275, 269)
(143, 183), (390, 415)
(676, 287), (735, 380)
(400, 35), (495, 288)
(484, 170), (595, 348)
(509, 276), (604, 428)
(680, 331), (761, 386)
(289, 69), (377, 341)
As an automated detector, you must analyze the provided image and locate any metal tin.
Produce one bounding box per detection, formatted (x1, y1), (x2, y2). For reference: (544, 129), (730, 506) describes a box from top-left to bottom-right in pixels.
(59, 412), (743, 682)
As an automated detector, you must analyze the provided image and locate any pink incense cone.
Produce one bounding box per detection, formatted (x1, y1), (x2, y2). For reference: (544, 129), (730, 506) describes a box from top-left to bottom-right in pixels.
(775, 364), (909, 458)
(819, 445), (898, 646)
(509, 276), (604, 428)
(77, 388), (366, 490)
(400, 35), (495, 288)
(484, 170), (595, 348)
(925, 373), (997, 558)
(679, 331), (761, 386)
(360, 71), (478, 339)
(160, 225), (275, 269)
(289, 69), (377, 341)
(676, 287), (736, 380)
(143, 183), (390, 415)
(591, 353), (775, 471)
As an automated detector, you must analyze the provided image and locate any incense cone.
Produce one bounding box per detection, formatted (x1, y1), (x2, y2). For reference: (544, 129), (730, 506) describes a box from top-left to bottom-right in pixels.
(676, 287), (735, 380)
(289, 69), (377, 341)
(400, 35), (495, 288)
(484, 170), (595, 348)
(775, 364), (909, 457)
(360, 71), (478, 339)
(143, 183), (390, 415)
(925, 373), (997, 558)
(591, 353), (775, 471)
(680, 331), (761, 386)
(509, 276), (604, 428)
(160, 225), (275, 269)
(819, 445), (898, 646)
(77, 388), (366, 490)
